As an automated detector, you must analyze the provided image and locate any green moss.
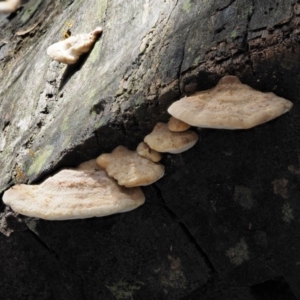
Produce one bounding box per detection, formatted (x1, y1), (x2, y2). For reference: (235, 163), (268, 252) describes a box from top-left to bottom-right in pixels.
(226, 238), (249, 266)
(62, 135), (72, 149)
(282, 203), (294, 223)
(27, 146), (54, 176)
(230, 30), (238, 40)
(182, 0), (191, 13)
(234, 186), (254, 210)
(94, 117), (105, 130)
(106, 281), (144, 300)
(87, 41), (101, 65)
(61, 117), (69, 131)
(134, 96), (144, 106)
(21, 0), (43, 24)
(84, 0), (108, 65)
(160, 256), (187, 289)
(93, 0), (108, 21)
(115, 88), (125, 97)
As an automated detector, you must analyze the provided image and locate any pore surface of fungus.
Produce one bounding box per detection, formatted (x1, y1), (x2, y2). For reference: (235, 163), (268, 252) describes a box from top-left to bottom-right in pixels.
(144, 122), (198, 154)
(96, 146), (165, 187)
(168, 76), (293, 129)
(2, 160), (145, 220)
(46, 27), (103, 64)
(0, 0), (20, 13)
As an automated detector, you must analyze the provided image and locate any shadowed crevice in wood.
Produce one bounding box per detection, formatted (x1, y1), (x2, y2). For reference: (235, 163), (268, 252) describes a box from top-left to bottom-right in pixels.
(58, 31), (103, 91)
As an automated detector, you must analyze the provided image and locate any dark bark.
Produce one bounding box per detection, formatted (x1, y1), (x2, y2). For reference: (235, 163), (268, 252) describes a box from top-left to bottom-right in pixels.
(1, 0), (300, 299)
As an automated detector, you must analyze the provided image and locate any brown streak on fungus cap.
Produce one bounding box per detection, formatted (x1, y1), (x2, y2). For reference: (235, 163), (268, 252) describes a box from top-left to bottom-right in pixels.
(46, 27), (103, 64)
(168, 76), (293, 129)
(136, 142), (162, 162)
(0, 0), (20, 13)
(168, 116), (191, 132)
(144, 122), (198, 154)
(96, 146), (165, 187)
(2, 160), (145, 220)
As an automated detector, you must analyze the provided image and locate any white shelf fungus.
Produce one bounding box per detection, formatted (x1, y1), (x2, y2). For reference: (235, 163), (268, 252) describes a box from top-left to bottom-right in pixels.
(136, 142), (162, 162)
(168, 116), (191, 132)
(144, 122), (198, 154)
(168, 75), (293, 129)
(2, 160), (145, 220)
(96, 146), (165, 187)
(46, 27), (103, 64)
(0, 0), (20, 13)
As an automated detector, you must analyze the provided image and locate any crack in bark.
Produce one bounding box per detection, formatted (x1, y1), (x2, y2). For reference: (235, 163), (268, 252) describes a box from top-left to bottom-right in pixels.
(25, 223), (87, 300)
(177, 21), (193, 95)
(244, 0), (256, 76)
(177, 45), (185, 95)
(152, 184), (217, 276)
(179, 0), (259, 80)
(167, 0), (182, 87)
(217, 0), (237, 12)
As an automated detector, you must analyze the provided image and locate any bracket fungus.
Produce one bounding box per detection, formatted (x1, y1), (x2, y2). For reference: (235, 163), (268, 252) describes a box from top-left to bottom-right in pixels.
(46, 27), (103, 64)
(0, 0), (20, 13)
(96, 146), (165, 187)
(144, 122), (198, 154)
(2, 160), (145, 220)
(136, 142), (162, 163)
(168, 76), (293, 129)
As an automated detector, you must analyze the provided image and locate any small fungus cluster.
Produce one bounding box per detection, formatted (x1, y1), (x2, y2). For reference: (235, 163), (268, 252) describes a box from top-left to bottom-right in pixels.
(3, 160), (145, 220)
(2, 76), (293, 220)
(0, 0), (20, 13)
(95, 119), (201, 191)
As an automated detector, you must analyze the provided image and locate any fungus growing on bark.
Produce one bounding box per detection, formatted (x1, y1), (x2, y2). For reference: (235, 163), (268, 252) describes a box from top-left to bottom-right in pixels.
(144, 122), (198, 154)
(136, 141), (162, 162)
(46, 27), (103, 64)
(0, 0), (20, 13)
(168, 116), (191, 132)
(168, 76), (293, 129)
(96, 146), (164, 187)
(2, 160), (145, 220)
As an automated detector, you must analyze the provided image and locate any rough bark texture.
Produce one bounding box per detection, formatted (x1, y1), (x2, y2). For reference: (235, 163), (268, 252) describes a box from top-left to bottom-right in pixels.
(1, 0), (300, 299)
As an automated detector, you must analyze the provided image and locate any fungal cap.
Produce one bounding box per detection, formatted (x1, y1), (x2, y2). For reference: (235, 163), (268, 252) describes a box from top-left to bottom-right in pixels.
(3, 159), (145, 220)
(168, 116), (191, 132)
(136, 142), (162, 162)
(46, 27), (103, 64)
(0, 0), (20, 13)
(144, 122), (198, 154)
(96, 146), (165, 187)
(168, 76), (293, 129)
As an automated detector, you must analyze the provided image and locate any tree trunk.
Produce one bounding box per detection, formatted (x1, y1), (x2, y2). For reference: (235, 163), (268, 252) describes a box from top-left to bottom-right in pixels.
(1, 0), (300, 299)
